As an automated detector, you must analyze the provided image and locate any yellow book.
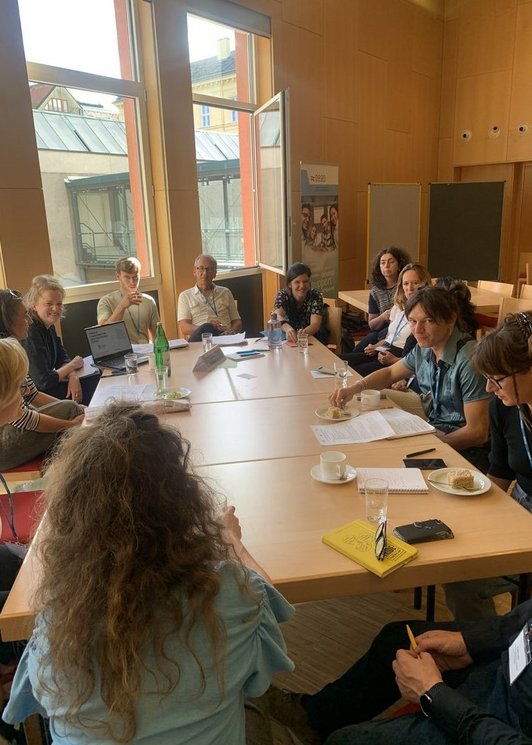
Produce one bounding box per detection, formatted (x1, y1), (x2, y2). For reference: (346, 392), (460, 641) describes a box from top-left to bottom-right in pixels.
(322, 519), (418, 577)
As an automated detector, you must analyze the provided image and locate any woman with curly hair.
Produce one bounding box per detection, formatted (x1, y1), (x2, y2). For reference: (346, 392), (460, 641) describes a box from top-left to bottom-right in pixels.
(4, 404), (294, 744)
(353, 246), (410, 352)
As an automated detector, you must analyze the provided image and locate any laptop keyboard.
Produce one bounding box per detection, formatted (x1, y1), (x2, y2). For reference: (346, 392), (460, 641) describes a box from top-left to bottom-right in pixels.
(97, 356), (126, 370)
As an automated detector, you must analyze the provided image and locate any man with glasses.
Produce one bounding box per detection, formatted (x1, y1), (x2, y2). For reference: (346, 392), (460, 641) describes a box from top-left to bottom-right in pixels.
(178, 254), (241, 341)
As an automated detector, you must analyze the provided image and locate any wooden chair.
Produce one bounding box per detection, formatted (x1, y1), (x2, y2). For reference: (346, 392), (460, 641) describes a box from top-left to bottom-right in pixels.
(476, 280), (515, 334)
(323, 298), (344, 354)
(516, 252), (532, 295)
(497, 295), (532, 324)
(520, 284), (532, 300)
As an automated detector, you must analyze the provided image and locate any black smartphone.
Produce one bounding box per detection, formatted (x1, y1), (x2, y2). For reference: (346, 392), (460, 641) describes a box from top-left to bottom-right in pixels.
(403, 458), (447, 469)
(393, 519), (454, 544)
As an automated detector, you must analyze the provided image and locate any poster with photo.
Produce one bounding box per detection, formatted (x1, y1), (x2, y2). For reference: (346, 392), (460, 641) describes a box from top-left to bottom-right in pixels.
(300, 163), (339, 297)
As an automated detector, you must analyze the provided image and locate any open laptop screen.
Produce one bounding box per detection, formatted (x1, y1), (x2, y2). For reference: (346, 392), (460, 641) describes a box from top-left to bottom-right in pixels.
(85, 322), (132, 363)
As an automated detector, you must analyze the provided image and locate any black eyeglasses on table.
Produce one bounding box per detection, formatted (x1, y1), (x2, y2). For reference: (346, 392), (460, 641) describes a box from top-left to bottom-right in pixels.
(375, 519), (387, 561)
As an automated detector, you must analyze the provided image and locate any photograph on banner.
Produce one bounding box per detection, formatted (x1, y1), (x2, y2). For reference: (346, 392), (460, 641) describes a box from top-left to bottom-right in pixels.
(300, 163), (339, 297)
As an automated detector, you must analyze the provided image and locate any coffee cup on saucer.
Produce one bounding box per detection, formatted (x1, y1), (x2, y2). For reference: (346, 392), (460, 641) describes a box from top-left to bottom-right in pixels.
(320, 451), (347, 481)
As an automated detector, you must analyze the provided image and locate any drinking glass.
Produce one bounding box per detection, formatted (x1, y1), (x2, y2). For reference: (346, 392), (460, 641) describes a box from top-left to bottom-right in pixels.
(155, 366), (168, 393)
(365, 478), (388, 524)
(297, 329), (308, 353)
(335, 360), (349, 387)
(202, 332), (213, 352)
(124, 353), (138, 374)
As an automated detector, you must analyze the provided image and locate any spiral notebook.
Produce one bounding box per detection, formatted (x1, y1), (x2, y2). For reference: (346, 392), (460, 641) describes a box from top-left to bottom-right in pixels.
(356, 468), (428, 494)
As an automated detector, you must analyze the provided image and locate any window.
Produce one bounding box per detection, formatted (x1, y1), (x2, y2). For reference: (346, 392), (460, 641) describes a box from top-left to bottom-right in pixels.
(18, 0), (154, 288)
(201, 105), (211, 127)
(187, 10), (269, 271)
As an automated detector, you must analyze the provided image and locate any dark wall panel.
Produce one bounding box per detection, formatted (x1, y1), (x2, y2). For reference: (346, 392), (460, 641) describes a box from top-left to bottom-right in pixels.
(428, 182), (504, 282)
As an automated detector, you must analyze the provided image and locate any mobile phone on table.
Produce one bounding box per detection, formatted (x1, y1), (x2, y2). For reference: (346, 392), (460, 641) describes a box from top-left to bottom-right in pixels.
(393, 519), (454, 544)
(403, 458), (447, 469)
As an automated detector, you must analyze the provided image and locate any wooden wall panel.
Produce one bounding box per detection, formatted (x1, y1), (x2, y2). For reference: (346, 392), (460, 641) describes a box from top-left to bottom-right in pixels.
(457, 5), (516, 77)
(323, 0), (359, 122)
(439, 18), (459, 139)
(453, 70), (511, 165)
(0, 189), (52, 290)
(358, 0), (412, 65)
(508, 2), (532, 161)
(281, 0), (323, 33)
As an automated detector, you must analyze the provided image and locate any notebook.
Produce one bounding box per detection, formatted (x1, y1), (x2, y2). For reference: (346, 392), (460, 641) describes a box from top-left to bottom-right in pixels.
(356, 468), (428, 494)
(322, 519), (418, 577)
(85, 321), (147, 371)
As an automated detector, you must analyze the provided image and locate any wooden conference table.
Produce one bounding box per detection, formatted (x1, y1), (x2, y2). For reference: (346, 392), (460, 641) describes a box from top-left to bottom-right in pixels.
(339, 285), (507, 315)
(2, 338), (532, 640)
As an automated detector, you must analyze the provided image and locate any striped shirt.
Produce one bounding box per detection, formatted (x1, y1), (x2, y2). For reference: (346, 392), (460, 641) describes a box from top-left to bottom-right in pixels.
(10, 375), (40, 431)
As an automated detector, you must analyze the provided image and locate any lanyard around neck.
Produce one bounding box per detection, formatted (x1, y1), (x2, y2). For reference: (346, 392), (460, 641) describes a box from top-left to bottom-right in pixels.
(519, 412), (532, 471)
(199, 288), (217, 316)
(389, 311), (407, 346)
(127, 303), (141, 336)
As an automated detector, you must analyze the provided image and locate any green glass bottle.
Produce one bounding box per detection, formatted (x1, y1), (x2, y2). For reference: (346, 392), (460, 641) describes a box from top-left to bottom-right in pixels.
(154, 322), (171, 376)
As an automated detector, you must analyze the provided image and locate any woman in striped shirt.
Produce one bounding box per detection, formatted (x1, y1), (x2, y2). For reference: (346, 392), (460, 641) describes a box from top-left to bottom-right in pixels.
(0, 289), (84, 470)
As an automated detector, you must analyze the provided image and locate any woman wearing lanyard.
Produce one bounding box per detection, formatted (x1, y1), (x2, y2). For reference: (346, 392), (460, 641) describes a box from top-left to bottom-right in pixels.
(23, 275), (99, 406)
(331, 285), (490, 472)
(472, 311), (532, 509)
(341, 263), (432, 375)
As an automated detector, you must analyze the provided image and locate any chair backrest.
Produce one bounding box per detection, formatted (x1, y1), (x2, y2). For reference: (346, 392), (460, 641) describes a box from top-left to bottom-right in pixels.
(323, 298), (343, 352)
(478, 279), (514, 297)
(519, 252), (532, 276)
(497, 295), (532, 324)
(520, 284), (532, 300)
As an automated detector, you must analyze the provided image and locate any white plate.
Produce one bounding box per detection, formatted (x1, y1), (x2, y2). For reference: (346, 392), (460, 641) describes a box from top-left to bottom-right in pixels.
(157, 387), (191, 400)
(310, 464), (357, 484)
(428, 468), (491, 496)
(315, 406), (359, 421)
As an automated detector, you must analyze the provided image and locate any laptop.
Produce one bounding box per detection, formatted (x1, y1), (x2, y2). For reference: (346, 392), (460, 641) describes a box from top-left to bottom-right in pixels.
(85, 321), (141, 371)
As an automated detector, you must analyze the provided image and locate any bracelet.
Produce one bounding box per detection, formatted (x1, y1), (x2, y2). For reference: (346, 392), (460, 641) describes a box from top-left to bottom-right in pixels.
(358, 378), (367, 391)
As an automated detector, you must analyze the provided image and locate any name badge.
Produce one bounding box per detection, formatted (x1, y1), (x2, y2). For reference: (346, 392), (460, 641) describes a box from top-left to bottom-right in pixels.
(509, 621), (532, 685)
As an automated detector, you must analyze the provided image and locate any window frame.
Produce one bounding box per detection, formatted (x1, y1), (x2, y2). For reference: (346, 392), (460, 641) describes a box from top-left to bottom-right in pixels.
(23, 0), (159, 302)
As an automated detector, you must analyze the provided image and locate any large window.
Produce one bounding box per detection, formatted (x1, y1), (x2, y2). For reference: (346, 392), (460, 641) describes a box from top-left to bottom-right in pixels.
(18, 0), (154, 288)
(188, 12), (266, 271)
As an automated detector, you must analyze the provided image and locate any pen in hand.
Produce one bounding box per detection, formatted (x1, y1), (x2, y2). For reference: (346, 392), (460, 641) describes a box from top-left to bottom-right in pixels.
(406, 624), (419, 656)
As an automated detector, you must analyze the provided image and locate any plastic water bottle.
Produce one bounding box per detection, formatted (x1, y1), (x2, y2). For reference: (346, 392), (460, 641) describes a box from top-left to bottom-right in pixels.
(267, 311), (282, 349)
(154, 322), (171, 376)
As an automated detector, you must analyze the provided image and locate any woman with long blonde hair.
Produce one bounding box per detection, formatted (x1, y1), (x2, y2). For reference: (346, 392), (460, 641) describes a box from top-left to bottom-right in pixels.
(4, 404), (293, 744)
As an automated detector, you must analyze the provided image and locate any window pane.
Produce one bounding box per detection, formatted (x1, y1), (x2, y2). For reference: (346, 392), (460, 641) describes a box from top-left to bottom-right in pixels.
(19, 0), (134, 80)
(32, 83), (150, 286)
(188, 14), (253, 105)
(194, 105), (255, 270)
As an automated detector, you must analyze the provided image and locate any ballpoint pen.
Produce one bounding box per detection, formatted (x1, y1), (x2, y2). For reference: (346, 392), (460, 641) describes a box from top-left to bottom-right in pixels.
(405, 447), (436, 458)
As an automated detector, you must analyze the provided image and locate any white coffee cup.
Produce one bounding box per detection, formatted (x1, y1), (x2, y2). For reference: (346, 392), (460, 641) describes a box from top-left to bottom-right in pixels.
(320, 451), (347, 481)
(361, 389), (381, 409)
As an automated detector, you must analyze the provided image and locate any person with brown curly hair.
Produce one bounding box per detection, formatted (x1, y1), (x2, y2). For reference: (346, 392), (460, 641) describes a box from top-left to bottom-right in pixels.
(3, 403), (293, 744)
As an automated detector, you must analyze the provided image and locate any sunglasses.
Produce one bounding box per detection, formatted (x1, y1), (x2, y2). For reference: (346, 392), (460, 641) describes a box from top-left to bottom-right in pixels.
(375, 520), (387, 562)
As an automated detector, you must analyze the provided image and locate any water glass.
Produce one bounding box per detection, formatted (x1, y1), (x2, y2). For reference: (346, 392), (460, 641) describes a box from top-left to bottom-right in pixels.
(146, 352), (156, 371)
(155, 365), (168, 393)
(335, 360), (349, 387)
(202, 332), (213, 352)
(297, 329), (309, 353)
(124, 353), (138, 374)
(365, 478), (388, 524)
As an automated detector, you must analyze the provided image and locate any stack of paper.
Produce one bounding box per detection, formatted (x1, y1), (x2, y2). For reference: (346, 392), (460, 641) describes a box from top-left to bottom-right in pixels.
(312, 409), (434, 446)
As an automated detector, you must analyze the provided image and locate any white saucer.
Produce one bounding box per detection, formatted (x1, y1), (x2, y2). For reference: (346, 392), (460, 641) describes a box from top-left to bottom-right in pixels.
(315, 406), (359, 421)
(310, 464), (357, 484)
(156, 387), (191, 400)
(427, 467), (491, 496)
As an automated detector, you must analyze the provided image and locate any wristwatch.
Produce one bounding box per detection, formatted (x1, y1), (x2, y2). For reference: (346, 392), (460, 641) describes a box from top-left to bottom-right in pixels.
(419, 683), (443, 717)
